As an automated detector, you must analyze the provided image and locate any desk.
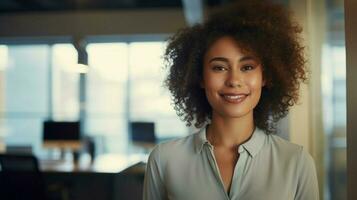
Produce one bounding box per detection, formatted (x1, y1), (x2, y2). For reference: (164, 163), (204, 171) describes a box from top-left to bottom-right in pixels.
(40, 154), (147, 200)
(40, 153), (147, 173)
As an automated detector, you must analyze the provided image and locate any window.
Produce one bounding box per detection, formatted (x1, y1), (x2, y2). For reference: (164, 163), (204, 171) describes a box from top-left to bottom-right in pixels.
(322, 1), (347, 199)
(86, 41), (188, 154)
(1, 45), (50, 156)
(128, 42), (187, 139)
(0, 40), (189, 156)
(0, 44), (79, 156)
(52, 44), (79, 121)
(86, 43), (129, 153)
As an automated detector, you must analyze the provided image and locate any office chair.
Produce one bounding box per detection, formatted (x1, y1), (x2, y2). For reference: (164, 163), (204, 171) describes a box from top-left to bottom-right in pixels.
(0, 154), (47, 200)
(114, 162), (146, 200)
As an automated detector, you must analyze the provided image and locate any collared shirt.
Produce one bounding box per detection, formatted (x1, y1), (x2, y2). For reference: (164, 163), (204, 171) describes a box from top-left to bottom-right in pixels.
(143, 126), (319, 200)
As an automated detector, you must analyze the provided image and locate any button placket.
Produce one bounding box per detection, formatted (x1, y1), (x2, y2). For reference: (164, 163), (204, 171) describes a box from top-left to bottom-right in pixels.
(229, 148), (248, 199)
(205, 145), (231, 200)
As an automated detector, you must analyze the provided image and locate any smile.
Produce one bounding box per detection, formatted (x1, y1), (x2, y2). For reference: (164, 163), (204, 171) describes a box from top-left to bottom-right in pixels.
(220, 93), (249, 104)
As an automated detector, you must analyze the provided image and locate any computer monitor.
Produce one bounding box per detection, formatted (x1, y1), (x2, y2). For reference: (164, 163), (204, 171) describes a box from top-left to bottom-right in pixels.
(42, 121), (82, 150)
(130, 122), (156, 149)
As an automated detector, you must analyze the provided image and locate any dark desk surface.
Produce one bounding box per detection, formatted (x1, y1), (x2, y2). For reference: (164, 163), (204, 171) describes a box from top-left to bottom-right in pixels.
(40, 154), (147, 200)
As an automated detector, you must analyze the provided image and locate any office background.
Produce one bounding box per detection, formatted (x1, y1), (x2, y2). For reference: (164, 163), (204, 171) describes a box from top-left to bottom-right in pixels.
(0, 0), (348, 200)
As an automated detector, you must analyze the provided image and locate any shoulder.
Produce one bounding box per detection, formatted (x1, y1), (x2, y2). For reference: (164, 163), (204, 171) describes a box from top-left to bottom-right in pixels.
(266, 134), (316, 171)
(158, 132), (197, 154)
(261, 134), (304, 170)
(147, 132), (198, 165)
(267, 134), (303, 157)
(267, 136), (321, 199)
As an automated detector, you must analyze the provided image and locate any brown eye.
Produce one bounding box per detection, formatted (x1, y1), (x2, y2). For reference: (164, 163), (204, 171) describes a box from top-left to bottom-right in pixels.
(241, 65), (254, 72)
(212, 65), (227, 71)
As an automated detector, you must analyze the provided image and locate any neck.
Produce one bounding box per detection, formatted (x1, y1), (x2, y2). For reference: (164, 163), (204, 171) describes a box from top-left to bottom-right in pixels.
(207, 111), (255, 149)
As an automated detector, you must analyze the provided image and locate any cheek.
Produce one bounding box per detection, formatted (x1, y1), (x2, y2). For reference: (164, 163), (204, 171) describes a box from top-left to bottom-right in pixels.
(202, 74), (224, 105)
(247, 75), (264, 109)
(204, 79), (220, 101)
(203, 73), (224, 90)
(247, 74), (264, 90)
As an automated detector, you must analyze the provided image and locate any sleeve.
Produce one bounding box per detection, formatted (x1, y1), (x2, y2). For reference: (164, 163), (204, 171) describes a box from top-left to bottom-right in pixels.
(143, 144), (166, 200)
(294, 147), (319, 200)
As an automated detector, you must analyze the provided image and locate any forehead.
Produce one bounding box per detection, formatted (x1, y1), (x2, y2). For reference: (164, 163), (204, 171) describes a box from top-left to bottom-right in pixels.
(204, 36), (258, 61)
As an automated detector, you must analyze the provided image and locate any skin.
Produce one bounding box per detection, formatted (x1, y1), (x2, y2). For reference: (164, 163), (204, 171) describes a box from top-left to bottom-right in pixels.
(201, 36), (265, 193)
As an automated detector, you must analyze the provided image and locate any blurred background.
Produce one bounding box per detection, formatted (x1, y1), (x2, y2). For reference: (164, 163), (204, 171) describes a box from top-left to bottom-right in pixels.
(0, 0), (347, 200)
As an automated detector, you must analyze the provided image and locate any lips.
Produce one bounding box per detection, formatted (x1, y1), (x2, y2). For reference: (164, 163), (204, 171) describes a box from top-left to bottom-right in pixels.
(220, 93), (249, 104)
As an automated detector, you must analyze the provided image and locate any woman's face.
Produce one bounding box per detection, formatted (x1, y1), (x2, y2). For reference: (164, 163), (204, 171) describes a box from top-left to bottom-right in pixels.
(202, 36), (265, 120)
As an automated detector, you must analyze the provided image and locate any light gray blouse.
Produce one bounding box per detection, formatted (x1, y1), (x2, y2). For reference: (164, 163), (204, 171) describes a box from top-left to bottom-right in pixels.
(143, 126), (319, 200)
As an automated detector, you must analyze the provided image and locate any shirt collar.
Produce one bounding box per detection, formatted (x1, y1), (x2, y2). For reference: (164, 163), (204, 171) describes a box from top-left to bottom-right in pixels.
(194, 125), (267, 157)
(194, 126), (210, 153)
(240, 127), (266, 157)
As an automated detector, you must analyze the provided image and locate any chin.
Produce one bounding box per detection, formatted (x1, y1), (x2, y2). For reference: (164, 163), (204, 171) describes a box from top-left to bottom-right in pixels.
(216, 108), (252, 119)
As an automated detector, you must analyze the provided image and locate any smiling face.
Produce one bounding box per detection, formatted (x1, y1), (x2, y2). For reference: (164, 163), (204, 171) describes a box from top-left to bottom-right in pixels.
(202, 36), (265, 120)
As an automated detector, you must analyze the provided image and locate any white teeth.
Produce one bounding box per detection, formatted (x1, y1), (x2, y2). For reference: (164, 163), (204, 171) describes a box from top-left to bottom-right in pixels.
(224, 95), (245, 100)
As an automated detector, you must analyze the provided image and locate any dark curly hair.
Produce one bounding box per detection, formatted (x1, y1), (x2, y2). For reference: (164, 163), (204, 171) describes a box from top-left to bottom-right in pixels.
(164, 0), (307, 134)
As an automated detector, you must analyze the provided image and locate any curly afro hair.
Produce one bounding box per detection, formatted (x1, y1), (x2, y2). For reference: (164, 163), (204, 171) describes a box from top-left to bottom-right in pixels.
(164, 0), (307, 134)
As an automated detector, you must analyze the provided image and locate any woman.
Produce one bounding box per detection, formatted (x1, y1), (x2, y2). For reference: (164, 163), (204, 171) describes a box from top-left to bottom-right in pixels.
(143, 1), (319, 199)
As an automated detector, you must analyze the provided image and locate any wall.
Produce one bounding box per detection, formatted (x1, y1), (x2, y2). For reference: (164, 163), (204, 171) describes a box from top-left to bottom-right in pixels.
(288, 0), (326, 199)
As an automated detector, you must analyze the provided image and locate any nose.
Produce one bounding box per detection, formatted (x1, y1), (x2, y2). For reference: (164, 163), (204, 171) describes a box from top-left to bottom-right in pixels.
(225, 70), (243, 88)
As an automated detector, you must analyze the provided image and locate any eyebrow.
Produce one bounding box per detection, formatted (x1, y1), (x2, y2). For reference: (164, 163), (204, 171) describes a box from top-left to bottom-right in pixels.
(208, 56), (256, 63)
